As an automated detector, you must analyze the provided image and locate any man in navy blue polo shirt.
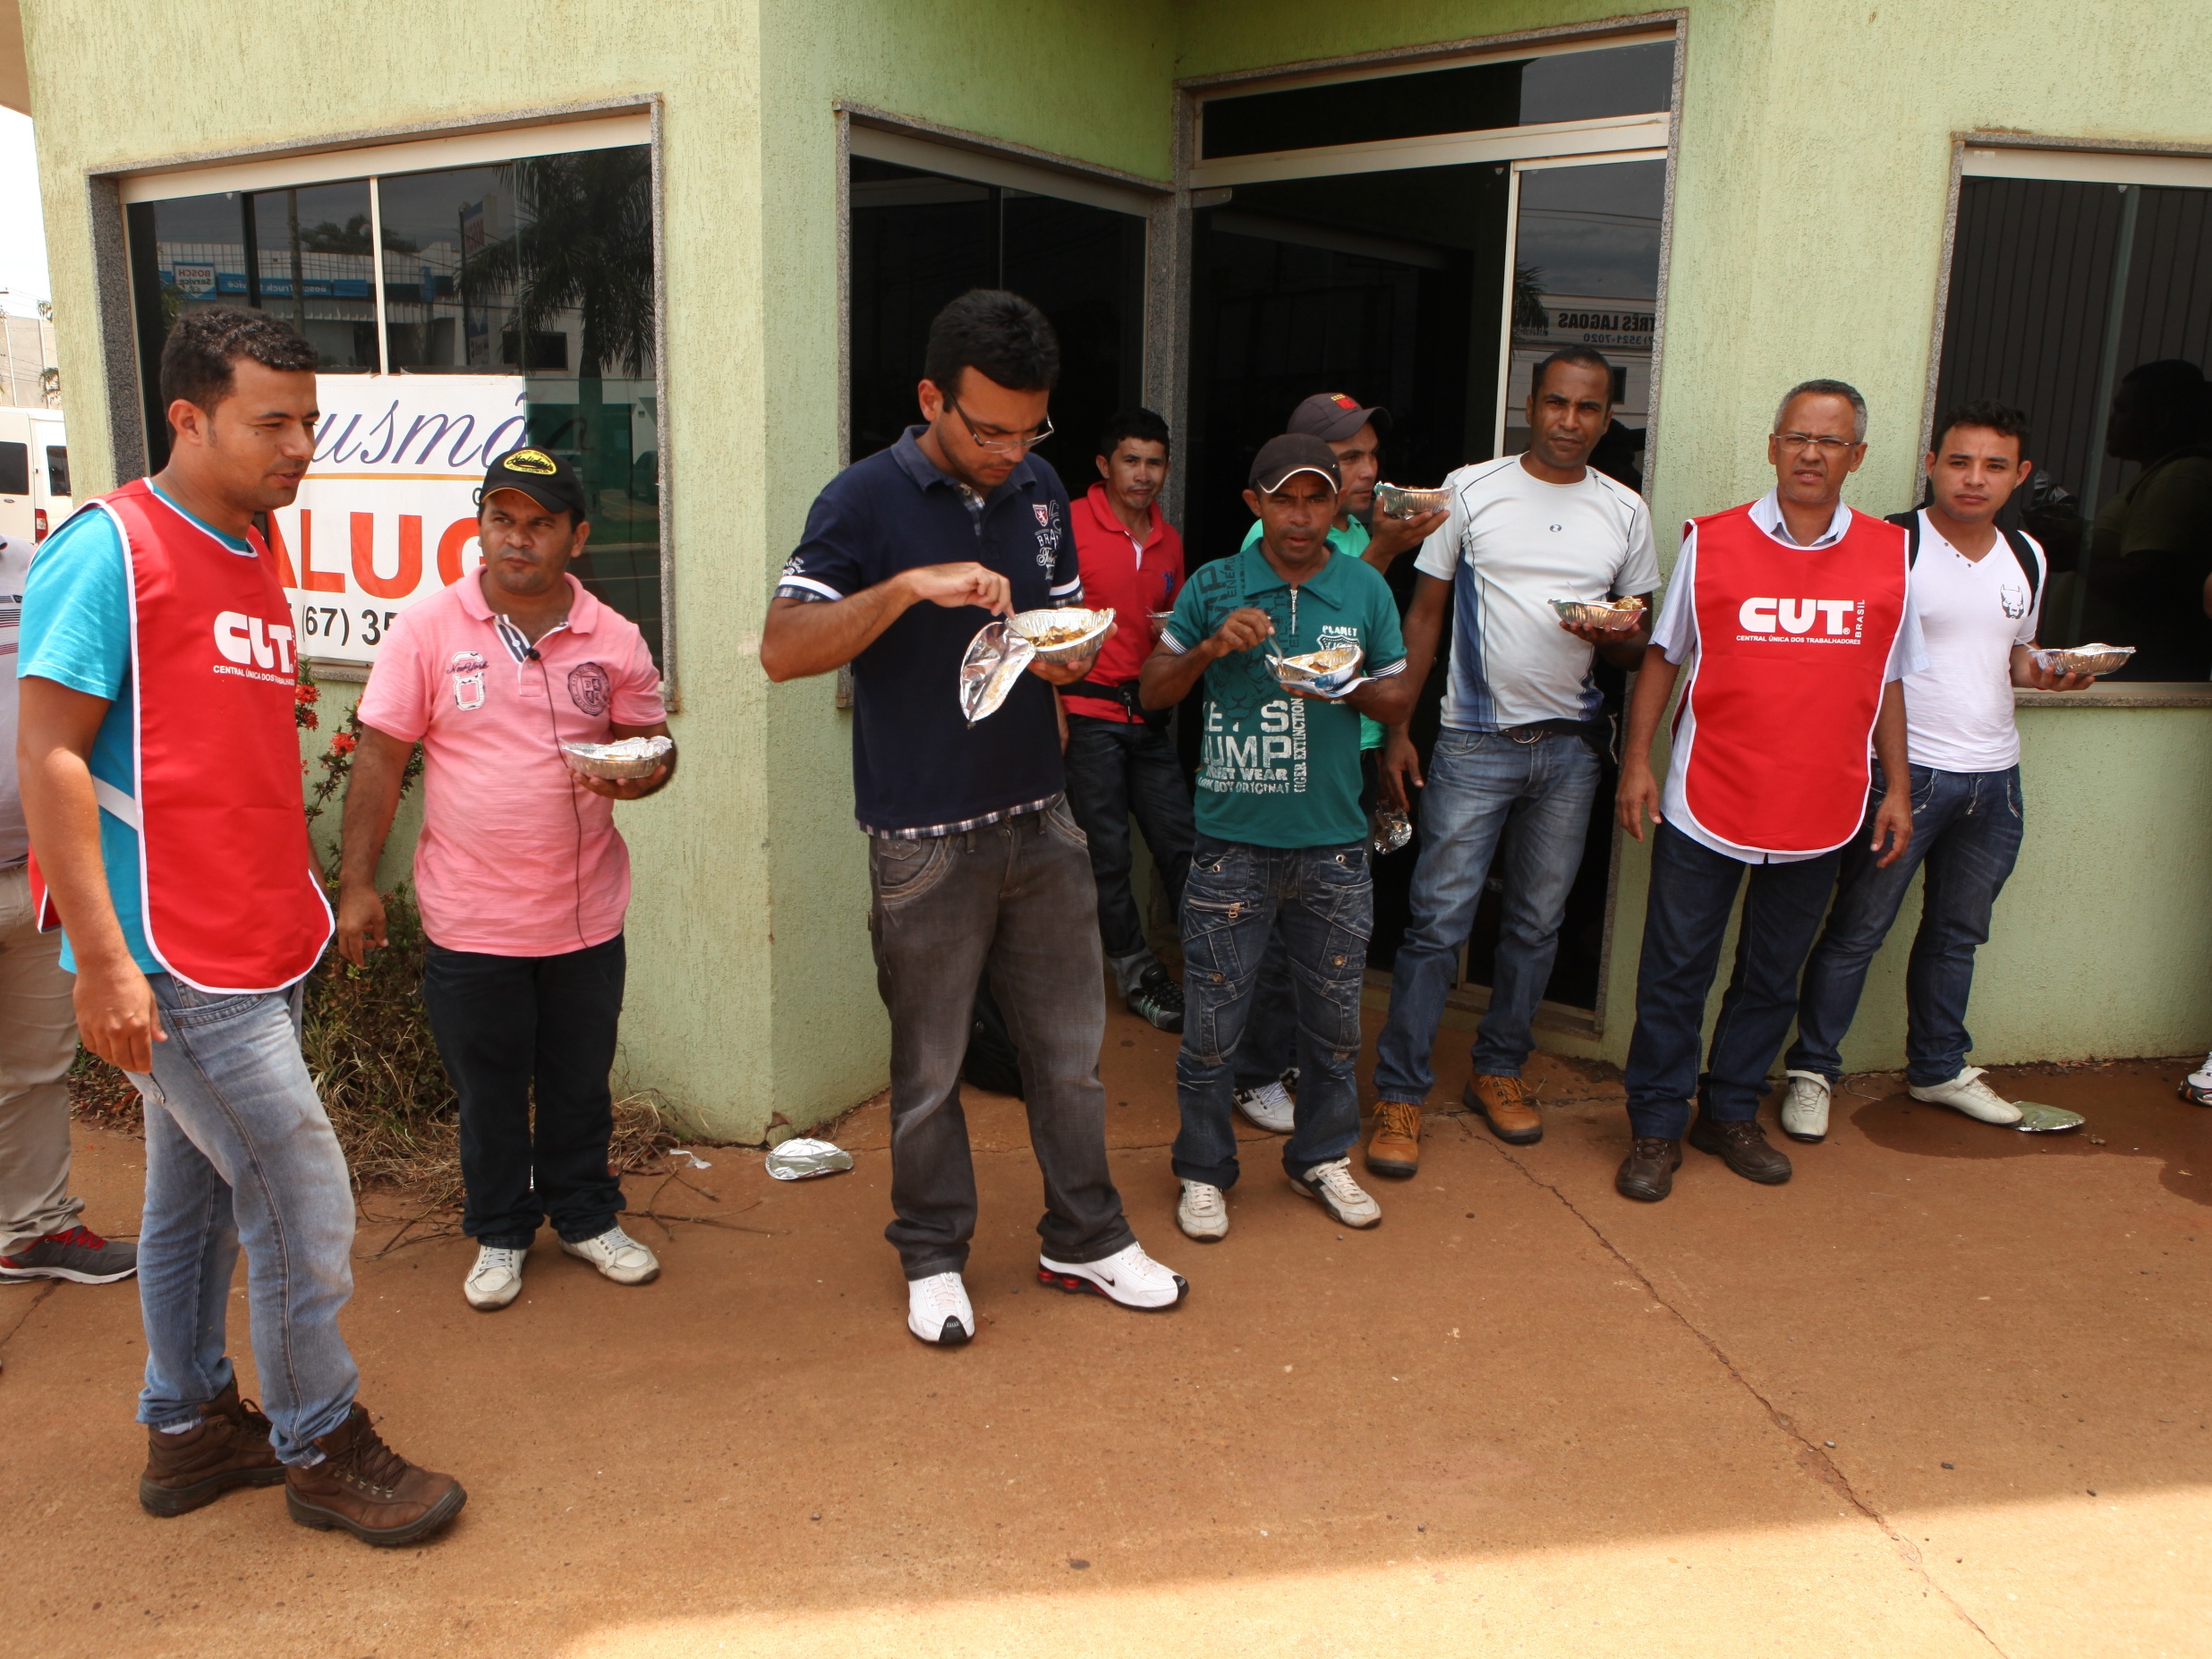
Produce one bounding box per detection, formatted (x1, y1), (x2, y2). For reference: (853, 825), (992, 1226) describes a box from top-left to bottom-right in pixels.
(762, 289), (1187, 1347)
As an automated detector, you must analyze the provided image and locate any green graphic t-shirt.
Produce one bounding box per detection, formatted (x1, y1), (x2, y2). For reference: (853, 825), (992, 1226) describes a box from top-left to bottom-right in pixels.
(1161, 540), (1407, 849)
(1239, 514), (1386, 751)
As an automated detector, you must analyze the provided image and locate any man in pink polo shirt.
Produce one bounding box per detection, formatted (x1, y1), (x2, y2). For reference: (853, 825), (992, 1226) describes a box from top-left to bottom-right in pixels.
(336, 447), (675, 1312)
(1061, 408), (1191, 1031)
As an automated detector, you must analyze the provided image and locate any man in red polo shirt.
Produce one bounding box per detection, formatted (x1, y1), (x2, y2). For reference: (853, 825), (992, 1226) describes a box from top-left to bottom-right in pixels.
(1062, 408), (1191, 1031)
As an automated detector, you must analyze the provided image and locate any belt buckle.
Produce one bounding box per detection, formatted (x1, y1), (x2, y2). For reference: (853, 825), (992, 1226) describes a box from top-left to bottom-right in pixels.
(1508, 726), (1544, 745)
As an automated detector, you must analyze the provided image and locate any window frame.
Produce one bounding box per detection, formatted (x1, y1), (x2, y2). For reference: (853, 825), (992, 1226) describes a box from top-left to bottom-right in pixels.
(88, 98), (677, 699)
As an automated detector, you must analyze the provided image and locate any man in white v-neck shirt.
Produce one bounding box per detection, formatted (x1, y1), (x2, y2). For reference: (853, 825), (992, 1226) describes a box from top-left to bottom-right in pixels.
(1781, 402), (2096, 1138)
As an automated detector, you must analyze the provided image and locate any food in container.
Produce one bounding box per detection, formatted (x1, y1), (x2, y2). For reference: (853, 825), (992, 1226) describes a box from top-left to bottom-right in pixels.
(562, 735), (674, 779)
(2029, 642), (2133, 677)
(1374, 482), (1451, 520)
(959, 620), (1036, 725)
(1551, 595), (1649, 633)
(1007, 606), (1116, 663)
(1271, 642), (1365, 696)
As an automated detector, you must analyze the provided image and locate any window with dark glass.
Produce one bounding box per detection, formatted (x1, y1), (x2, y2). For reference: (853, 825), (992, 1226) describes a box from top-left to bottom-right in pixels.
(123, 142), (662, 662)
(0, 442), (26, 496)
(44, 446), (68, 498)
(1936, 173), (2212, 678)
(1199, 39), (1673, 160)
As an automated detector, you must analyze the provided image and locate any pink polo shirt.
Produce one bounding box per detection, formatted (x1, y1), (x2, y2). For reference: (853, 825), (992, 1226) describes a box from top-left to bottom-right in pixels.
(357, 573), (666, 957)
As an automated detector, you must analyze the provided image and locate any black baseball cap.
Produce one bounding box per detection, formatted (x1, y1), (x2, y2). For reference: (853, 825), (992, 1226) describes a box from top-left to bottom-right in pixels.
(1289, 392), (1391, 443)
(479, 446), (588, 521)
(1249, 433), (1342, 493)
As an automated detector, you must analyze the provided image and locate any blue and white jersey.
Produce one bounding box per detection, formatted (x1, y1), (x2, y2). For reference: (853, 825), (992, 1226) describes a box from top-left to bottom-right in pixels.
(1414, 455), (1659, 730)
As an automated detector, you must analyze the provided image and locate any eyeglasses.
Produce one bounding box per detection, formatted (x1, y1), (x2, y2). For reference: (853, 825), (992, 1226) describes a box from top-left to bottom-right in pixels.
(1776, 431), (1860, 454)
(947, 399), (1054, 454)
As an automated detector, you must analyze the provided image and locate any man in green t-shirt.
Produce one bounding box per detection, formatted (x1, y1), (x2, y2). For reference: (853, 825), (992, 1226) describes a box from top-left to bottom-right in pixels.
(1139, 435), (1413, 1241)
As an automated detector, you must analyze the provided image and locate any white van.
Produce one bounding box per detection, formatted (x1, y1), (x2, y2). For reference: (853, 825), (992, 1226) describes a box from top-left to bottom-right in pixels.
(0, 408), (71, 544)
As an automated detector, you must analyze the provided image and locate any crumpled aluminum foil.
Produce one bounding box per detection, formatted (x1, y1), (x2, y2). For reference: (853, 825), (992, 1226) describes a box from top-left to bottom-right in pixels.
(959, 620), (1037, 725)
(2012, 1102), (2085, 1133)
(1371, 806), (1412, 854)
(765, 1137), (855, 1180)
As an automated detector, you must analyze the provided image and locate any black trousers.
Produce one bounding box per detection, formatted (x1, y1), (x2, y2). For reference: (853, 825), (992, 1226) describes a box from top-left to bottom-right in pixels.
(1061, 713), (1195, 962)
(422, 933), (627, 1249)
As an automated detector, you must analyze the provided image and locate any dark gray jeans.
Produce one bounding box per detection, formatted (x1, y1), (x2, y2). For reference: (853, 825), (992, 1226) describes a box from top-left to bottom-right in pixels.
(867, 800), (1135, 1280)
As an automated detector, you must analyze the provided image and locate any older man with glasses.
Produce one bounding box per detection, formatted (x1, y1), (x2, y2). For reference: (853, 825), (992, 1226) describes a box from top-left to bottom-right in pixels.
(1612, 379), (1927, 1204)
(762, 288), (1187, 1347)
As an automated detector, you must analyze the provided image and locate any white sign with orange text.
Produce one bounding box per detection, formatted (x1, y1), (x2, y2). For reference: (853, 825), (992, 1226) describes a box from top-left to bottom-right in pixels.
(277, 374), (529, 663)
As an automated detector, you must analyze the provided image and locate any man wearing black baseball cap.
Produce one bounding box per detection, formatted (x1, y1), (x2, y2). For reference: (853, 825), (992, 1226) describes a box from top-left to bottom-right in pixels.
(1139, 434), (1413, 1243)
(338, 445), (676, 1312)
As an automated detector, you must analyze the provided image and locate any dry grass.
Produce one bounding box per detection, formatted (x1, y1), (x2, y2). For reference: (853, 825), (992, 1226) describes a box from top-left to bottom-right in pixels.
(68, 884), (679, 1208)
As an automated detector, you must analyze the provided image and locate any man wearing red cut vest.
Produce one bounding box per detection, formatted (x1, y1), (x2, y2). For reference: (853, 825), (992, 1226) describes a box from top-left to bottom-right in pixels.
(17, 308), (464, 1545)
(1613, 379), (1926, 1203)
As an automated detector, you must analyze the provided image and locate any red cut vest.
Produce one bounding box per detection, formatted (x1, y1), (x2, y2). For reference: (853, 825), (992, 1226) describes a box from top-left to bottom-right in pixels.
(1673, 503), (1909, 856)
(30, 480), (333, 992)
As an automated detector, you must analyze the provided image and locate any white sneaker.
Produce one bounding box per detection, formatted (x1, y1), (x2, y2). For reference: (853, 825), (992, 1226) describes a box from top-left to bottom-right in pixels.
(559, 1224), (661, 1285)
(1908, 1066), (2024, 1126)
(1233, 1068), (1298, 1134)
(1289, 1158), (1382, 1229)
(1779, 1069), (1832, 1144)
(1038, 1239), (1189, 1309)
(2182, 1053), (2212, 1107)
(907, 1272), (974, 1345)
(463, 1245), (525, 1311)
(1177, 1179), (1229, 1242)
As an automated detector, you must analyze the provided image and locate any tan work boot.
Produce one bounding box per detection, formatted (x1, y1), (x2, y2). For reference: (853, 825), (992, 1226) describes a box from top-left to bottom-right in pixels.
(139, 1376), (285, 1517)
(285, 1403), (467, 1547)
(1464, 1075), (1544, 1144)
(1365, 1101), (1422, 1178)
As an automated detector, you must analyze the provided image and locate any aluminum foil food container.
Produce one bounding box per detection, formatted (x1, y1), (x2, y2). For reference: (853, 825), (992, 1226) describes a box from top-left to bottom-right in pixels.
(562, 735), (674, 779)
(1008, 606), (1116, 664)
(1371, 806), (1412, 855)
(1551, 596), (1647, 633)
(1374, 482), (1451, 520)
(2030, 643), (2134, 677)
(1272, 642), (1365, 696)
(765, 1137), (855, 1179)
(959, 621), (1037, 725)
(2012, 1102), (2085, 1133)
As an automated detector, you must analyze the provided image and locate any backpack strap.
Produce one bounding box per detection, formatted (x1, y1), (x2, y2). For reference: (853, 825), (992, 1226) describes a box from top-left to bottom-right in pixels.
(1884, 507), (1922, 567)
(2000, 526), (2043, 611)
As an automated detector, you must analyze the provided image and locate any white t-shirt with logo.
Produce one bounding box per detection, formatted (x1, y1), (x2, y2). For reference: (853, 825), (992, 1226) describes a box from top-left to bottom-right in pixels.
(1901, 511), (2043, 773)
(1415, 455), (1659, 730)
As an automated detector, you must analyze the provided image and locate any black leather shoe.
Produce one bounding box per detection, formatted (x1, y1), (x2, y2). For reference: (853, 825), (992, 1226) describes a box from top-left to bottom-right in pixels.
(1687, 1114), (1793, 1184)
(1615, 1137), (1682, 1202)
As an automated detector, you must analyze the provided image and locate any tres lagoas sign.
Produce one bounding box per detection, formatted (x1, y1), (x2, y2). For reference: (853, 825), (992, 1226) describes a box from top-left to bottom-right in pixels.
(276, 375), (528, 664)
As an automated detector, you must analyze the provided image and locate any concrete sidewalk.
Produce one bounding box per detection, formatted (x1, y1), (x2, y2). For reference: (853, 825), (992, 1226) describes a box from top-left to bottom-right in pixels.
(3, 1000), (2208, 1658)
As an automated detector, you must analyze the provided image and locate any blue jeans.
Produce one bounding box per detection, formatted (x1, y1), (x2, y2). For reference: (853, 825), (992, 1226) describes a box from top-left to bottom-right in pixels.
(1622, 823), (1844, 1138)
(1062, 713), (1195, 969)
(126, 974), (359, 1463)
(1787, 764), (2024, 1089)
(1374, 729), (1601, 1102)
(1172, 837), (1371, 1188)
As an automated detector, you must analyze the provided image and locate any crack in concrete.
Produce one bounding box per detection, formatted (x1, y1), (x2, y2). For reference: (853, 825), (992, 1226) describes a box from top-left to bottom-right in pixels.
(1474, 1129), (2012, 1656)
(0, 1280), (62, 1365)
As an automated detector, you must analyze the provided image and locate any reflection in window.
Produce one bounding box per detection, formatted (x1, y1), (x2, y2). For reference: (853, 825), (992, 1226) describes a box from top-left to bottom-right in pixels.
(1936, 175), (2212, 677)
(123, 143), (662, 663)
(1199, 40), (1673, 161)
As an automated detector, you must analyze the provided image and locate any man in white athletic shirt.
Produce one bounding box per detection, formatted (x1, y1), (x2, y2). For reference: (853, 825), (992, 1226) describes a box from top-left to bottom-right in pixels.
(1780, 401), (2096, 1138)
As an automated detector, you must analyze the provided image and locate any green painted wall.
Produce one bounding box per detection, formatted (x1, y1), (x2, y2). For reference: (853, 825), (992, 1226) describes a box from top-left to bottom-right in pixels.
(22, 0), (2212, 1144)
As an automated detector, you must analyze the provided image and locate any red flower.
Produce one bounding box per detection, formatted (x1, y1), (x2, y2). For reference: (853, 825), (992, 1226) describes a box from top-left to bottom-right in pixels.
(328, 731), (358, 757)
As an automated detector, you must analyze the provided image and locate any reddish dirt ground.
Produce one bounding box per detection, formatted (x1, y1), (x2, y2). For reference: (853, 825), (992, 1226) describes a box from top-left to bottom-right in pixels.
(4, 1002), (2208, 1657)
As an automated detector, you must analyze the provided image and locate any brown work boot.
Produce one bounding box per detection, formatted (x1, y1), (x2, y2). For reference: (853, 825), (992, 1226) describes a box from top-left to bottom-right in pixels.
(1615, 1137), (1682, 1202)
(139, 1377), (285, 1517)
(1688, 1114), (1793, 1185)
(1365, 1101), (1422, 1178)
(1464, 1075), (1544, 1144)
(285, 1403), (466, 1548)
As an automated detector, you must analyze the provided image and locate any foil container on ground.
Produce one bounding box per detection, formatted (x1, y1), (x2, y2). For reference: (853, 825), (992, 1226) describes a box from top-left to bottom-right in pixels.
(1371, 806), (1412, 855)
(1551, 597), (1647, 633)
(2012, 1102), (2085, 1133)
(1008, 606), (1116, 664)
(960, 621), (1037, 725)
(562, 735), (674, 779)
(1272, 642), (1365, 696)
(1374, 482), (1451, 519)
(765, 1137), (855, 1179)
(2030, 643), (2134, 676)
